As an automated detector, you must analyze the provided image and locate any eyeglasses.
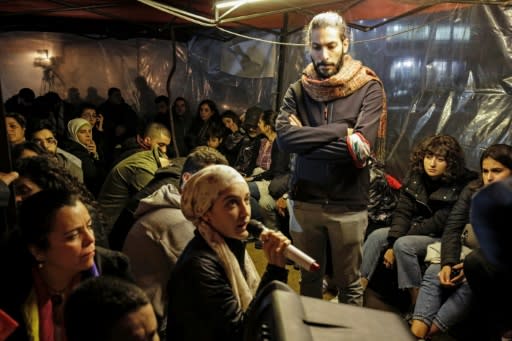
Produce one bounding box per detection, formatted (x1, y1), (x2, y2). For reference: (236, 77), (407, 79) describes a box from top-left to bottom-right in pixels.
(33, 137), (57, 145)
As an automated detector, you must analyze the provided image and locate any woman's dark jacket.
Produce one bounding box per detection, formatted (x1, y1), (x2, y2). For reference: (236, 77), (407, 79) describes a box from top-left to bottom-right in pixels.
(0, 243), (133, 341)
(166, 231), (288, 341)
(387, 170), (477, 247)
(440, 180), (480, 267)
(61, 139), (106, 197)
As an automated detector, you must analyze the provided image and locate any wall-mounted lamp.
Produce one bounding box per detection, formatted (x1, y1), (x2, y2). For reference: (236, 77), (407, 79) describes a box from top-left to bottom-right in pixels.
(33, 49), (52, 68)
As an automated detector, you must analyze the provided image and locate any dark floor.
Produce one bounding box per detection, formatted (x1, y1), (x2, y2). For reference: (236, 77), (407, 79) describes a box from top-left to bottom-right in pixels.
(248, 243), (459, 340)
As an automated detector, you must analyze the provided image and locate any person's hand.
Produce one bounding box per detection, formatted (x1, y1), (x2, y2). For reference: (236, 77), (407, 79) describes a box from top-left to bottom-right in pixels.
(383, 248), (395, 269)
(439, 263), (464, 286)
(96, 113), (104, 132)
(260, 229), (290, 268)
(0, 171), (19, 186)
(438, 265), (454, 286)
(275, 196), (287, 217)
(289, 114), (302, 127)
(86, 140), (97, 155)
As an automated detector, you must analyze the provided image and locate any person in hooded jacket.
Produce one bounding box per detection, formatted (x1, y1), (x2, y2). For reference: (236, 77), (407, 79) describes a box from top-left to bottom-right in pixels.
(122, 147), (229, 337)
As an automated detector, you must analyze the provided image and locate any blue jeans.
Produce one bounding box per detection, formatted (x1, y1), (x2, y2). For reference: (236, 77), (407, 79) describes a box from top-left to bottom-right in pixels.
(394, 235), (438, 289)
(413, 264), (473, 332)
(361, 227), (390, 280)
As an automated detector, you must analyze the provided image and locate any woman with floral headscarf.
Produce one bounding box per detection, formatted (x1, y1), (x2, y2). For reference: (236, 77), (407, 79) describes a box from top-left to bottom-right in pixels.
(61, 118), (106, 197)
(166, 164), (290, 341)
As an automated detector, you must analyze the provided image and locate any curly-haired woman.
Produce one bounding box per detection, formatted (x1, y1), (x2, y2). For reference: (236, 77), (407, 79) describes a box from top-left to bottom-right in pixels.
(360, 135), (476, 308)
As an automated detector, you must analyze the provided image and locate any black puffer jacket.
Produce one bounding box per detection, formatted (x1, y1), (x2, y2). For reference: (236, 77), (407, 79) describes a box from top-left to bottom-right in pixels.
(387, 170), (477, 246)
(166, 231), (288, 341)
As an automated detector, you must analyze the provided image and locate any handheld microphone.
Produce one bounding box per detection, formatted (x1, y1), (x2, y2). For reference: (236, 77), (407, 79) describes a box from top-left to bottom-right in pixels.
(247, 219), (320, 272)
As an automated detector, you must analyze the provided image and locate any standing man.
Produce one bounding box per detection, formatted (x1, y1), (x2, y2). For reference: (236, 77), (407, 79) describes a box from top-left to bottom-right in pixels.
(276, 11), (387, 306)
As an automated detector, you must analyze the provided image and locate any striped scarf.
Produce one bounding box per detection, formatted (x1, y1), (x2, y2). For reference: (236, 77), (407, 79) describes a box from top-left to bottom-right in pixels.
(301, 54), (388, 163)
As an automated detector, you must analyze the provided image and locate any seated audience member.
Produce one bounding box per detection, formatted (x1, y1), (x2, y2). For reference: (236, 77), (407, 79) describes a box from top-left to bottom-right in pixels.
(166, 164), (290, 341)
(108, 159), (185, 251)
(111, 121), (171, 168)
(122, 146), (229, 336)
(98, 145), (169, 233)
(84, 86), (105, 107)
(361, 135), (471, 309)
(221, 110), (246, 166)
(411, 143), (512, 339)
(247, 109), (291, 230)
(98, 87), (138, 151)
(65, 276), (159, 341)
(0, 171), (18, 207)
(153, 96), (193, 157)
(80, 103), (106, 156)
(232, 106), (263, 177)
(4, 87), (36, 118)
(10, 141), (46, 162)
(186, 99), (223, 151)
(66, 87), (83, 116)
(62, 118), (106, 196)
(14, 155), (109, 247)
(31, 126), (84, 182)
(170, 96), (193, 157)
(5, 112), (27, 146)
(0, 189), (133, 341)
(205, 123), (228, 152)
(464, 175), (512, 340)
(153, 95), (171, 130)
(36, 91), (76, 141)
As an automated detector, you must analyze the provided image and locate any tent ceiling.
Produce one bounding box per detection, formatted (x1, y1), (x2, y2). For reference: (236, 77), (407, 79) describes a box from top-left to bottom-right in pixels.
(0, 0), (509, 40)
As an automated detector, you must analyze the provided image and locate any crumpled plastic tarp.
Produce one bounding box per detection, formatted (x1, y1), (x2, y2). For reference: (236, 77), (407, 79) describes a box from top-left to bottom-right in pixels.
(1, 4), (511, 179)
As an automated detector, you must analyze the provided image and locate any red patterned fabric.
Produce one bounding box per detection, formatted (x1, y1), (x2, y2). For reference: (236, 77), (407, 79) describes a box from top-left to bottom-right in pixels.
(256, 138), (272, 171)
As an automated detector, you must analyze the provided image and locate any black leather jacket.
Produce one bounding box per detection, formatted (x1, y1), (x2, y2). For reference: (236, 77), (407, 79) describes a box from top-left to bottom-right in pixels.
(166, 231), (288, 341)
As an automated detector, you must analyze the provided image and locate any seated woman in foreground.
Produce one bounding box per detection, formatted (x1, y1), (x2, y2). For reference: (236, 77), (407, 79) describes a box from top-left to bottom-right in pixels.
(0, 188), (133, 341)
(166, 164), (290, 341)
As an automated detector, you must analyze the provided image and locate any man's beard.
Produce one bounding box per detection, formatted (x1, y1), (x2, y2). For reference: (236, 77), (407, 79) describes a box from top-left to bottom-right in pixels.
(312, 54), (344, 79)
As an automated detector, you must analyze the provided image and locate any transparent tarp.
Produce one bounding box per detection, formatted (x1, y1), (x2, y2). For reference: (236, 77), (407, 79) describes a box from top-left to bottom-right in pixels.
(1, 4), (512, 179)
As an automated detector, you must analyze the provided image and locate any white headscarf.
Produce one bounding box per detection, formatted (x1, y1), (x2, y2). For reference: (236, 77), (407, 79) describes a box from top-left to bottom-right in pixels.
(67, 118), (91, 149)
(180, 164), (260, 311)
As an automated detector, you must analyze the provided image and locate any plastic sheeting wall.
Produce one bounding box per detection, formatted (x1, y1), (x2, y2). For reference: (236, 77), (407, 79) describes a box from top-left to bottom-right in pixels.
(1, 4), (512, 179)
(355, 4), (512, 178)
(280, 4), (512, 179)
(0, 30), (277, 122)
